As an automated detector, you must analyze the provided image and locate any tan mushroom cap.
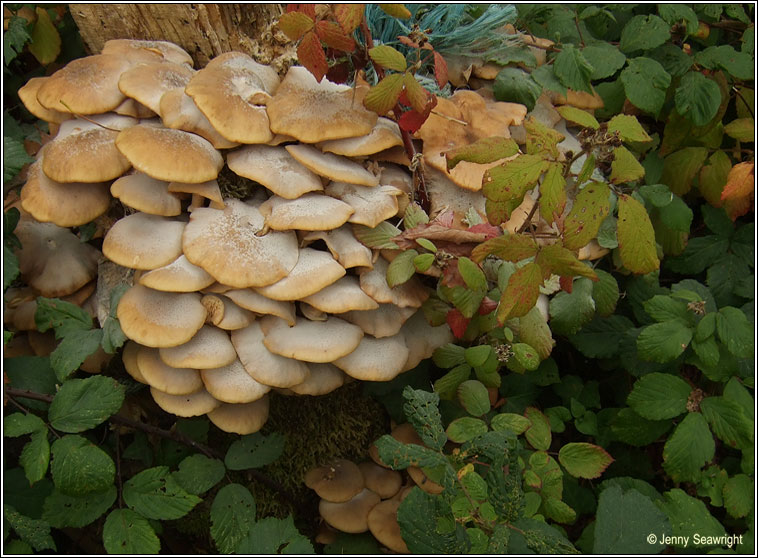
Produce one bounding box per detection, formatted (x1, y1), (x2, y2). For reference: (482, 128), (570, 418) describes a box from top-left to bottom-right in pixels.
(103, 212), (185, 270)
(255, 248), (346, 301)
(115, 125), (224, 183)
(185, 51), (280, 144)
(201, 294), (255, 330)
(400, 311), (454, 371)
(358, 462), (402, 499)
(230, 322), (310, 388)
(339, 304), (416, 338)
(289, 363), (346, 396)
(359, 257), (429, 308)
(319, 488), (381, 534)
(14, 219), (99, 297)
(426, 167), (487, 227)
(300, 302), (327, 322)
(223, 289), (296, 326)
(167, 179), (224, 207)
(117, 284), (207, 348)
(110, 173), (182, 216)
(325, 182), (402, 227)
(113, 97), (157, 119)
(318, 117), (403, 157)
(267, 65), (377, 143)
(548, 87), (604, 109)
(18, 77), (72, 124)
(102, 39), (194, 66)
(301, 226), (373, 269)
(138, 254), (215, 293)
(182, 199), (299, 288)
(36, 54), (133, 114)
(159, 324), (237, 369)
(207, 396), (270, 435)
(122, 340), (148, 383)
(260, 315), (364, 363)
(305, 458), (365, 503)
(286, 144), (379, 187)
(150, 386), (222, 417)
(259, 193), (354, 231)
(300, 276), (378, 313)
(42, 115), (136, 183)
(227, 145), (324, 200)
(118, 61), (195, 115)
(21, 157), (110, 228)
(159, 89), (240, 149)
(137, 346), (203, 395)
(333, 333), (409, 382)
(200, 358), (270, 404)
(367, 499), (410, 554)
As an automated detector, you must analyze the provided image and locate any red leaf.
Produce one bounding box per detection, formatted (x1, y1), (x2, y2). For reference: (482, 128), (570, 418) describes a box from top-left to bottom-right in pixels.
(446, 308), (470, 339)
(467, 223), (501, 239)
(315, 20), (356, 52)
(433, 51), (448, 88)
(333, 4), (365, 34)
(297, 30), (328, 83)
(398, 35), (420, 49)
(559, 275), (573, 294)
(286, 4), (316, 19)
(326, 62), (351, 84)
(478, 297), (499, 315)
(278, 11), (314, 41)
(397, 95), (437, 133)
(397, 89), (410, 107)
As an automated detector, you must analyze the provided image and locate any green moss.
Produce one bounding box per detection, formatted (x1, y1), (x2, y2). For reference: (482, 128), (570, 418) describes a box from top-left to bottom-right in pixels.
(217, 166), (258, 199)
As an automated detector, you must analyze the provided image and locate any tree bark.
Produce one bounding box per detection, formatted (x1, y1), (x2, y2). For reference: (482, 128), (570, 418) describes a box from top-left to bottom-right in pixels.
(68, 3), (295, 71)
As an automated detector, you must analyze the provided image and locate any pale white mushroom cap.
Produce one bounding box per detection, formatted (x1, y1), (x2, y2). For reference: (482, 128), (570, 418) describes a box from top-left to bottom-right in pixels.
(286, 144), (379, 187)
(110, 173), (182, 216)
(338, 304), (416, 338)
(254, 248), (345, 301)
(200, 358), (271, 404)
(301, 226), (373, 269)
(223, 289), (296, 326)
(159, 324), (237, 369)
(400, 311), (454, 371)
(288, 363), (346, 396)
(227, 145), (323, 199)
(230, 322), (310, 388)
(102, 212), (185, 270)
(206, 396), (270, 435)
(325, 182), (402, 228)
(300, 276), (379, 313)
(359, 257), (429, 308)
(137, 346), (203, 395)
(150, 386), (222, 417)
(260, 315), (364, 363)
(259, 194), (354, 231)
(332, 333), (409, 382)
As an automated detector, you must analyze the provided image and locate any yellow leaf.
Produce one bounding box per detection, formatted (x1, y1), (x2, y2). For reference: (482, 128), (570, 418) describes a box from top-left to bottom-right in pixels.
(721, 162), (754, 220)
(610, 146), (645, 184)
(363, 73), (404, 115)
(617, 194), (659, 274)
(28, 7), (61, 65)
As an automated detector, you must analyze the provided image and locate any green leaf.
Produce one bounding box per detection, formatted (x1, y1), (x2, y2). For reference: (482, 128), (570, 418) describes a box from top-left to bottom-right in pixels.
(471, 234), (538, 263)
(518, 306), (555, 361)
(397, 487), (470, 554)
(723, 474), (753, 519)
(432, 343), (466, 368)
(540, 162), (567, 225)
(524, 407), (551, 451)
(386, 249), (418, 287)
(549, 278), (596, 336)
(42, 486), (117, 528)
(532, 64), (567, 96)
(399, 386), (446, 450)
(236, 515), (314, 554)
(610, 146), (645, 184)
(497, 262), (542, 322)
(619, 15), (671, 53)
(662, 412), (715, 483)
(637, 320), (692, 363)
(3, 16), (32, 65)
(657, 488), (724, 543)
(324, 533), (382, 555)
(493, 67), (542, 112)
(512, 343), (540, 371)
(4, 505), (56, 552)
(34, 297), (92, 338)
(101, 283), (129, 354)
(667, 235), (729, 275)
(28, 7), (61, 65)
(491, 413), (531, 435)
(643, 295), (691, 324)
(617, 194), (659, 274)
(515, 517), (579, 553)
(675, 71), (721, 127)
(368, 45), (407, 72)
(4, 540), (33, 554)
(700, 396), (753, 450)
(457, 380), (491, 417)
(20, 431), (50, 485)
(482, 154), (549, 202)
(581, 42), (627, 80)
(363, 73), (404, 115)
(592, 269), (619, 316)
(172, 455), (226, 495)
(49, 328), (104, 381)
(559, 443), (614, 479)
(535, 243), (597, 281)
(723, 377), (753, 420)
(374, 435), (448, 471)
(433, 364), (472, 400)
(48, 376), (125, 433)
(445, 136), (519, 171)
(655, 195), (693, 233)
(102, 508), (160, 554)
(464, 345), (491, 368)
(123, 466), (201, 520)
(556, 106), (599, 129)
(446, 417), (488, 443)
(661, 147), (709, 196)
(457, 257), (487, 292)
(569, 315), (633, 359)
(649, 43), (694, 78)
(553, 44), (593, 94)
(658, 4), (699, 35)
(277, 11), (314, 40)
(3, 137), (34, 183)
(627, 373), (692, 420)
(542, 496), (577, 524)
(210, 483), (257, 554)
(611, 408), (671, 446)
(353, 222), (400, 249)
(562, 182), (611, 250)
(620, 57), (671, 116)
(607, 114), (652, 144)
(414, 253), (434, 275)
(4, 356), (57, 411)
(525, 116), (565, 158)
(593, 486), (670, 554)
(716, 307), (754, 359)
(224, 432), (286, 470)
(4, 413), (46, 437)
(724, 117), (755, 142)
(695, 45), (754, 80)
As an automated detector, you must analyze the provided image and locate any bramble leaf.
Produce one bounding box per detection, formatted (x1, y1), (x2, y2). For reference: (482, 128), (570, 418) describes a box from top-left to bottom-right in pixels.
(397, 488), (470, 553)
(403, 72), (429, 113)
(48, 376), (125, 433)
(593, 486), (670, 554)
(387, 249), (418, 287)
(172, 455), (226, 495)
(637, 321), (692, 363)
(445, 137), (519, 170)
(237, 515), (315, 554)
(581, 42), (626, 80)
(277, 11), (314, 40)
(43, 486), (116, 528)
(497, 262), (542, 322)
(4, 504), (56, 552)
(482, 155), (549, 202)
(123, 466), (201, 520)
(298, 30), (328, 82)
(720, 162), (754, 221)
(674, 71), (721, 126)
(403, 386), (447, 450)
(700, 396), (753, 450)
(607, 114), (652, 143)
(210, 484), (257, 554)
(333, 4), (364, 34)
(535, 243), (597, 281)
(225, 432), (285, 470)
(553, 44), (593, 94)
(103, 509), (160, 554)
(724, 117), (754, 142)
(446, 417), (488, 443)
(28, 7), (61, 65)
(617, 194), (659, 274)
(627, 373), (692, 420)
(379, 4), (411, 19)
(524, 407), (551, 451)
(723, 475), (753, 519)
(610, 146), (645, 184)
(620, 57), (671, 116)
(619, 15), (671, 53)
(3, 136), (34, 184)
(471, 234), (538, 264)
(363, 73), (404, 115)
(369, 45), (407, 72)
(662, 412), (715, 482)
(51, 435), (114, 495)
(556, 106), (599, 129)
(562, 182), (610, 251)
(457, 380), (491, 417)
(558, 443), (613, 479)
(493, 67), (542, 111)
(540, 162), (566, 225)
(315, 20), (355, 52)
(353, 221), (400, 249)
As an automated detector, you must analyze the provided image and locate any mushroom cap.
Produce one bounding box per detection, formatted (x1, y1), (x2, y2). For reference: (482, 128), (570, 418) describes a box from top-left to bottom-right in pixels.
(400, 311), (454, 372)
(150, 386), (222, 417)
(206, 396), (270, 435)
(300, 276), (378, 313)
(358, 462), (402, 499)
(300, 302), (327, 322)
(260, 315), (364, 363)
(110, 173), (182, 216)
(159, 89), (241, 149)
(136, 345), (203, 395)
(223, 289), (296, 326)
(159, 324), (237, 369)
(115, 125), (224, 183)
(267, 65), (377, 143)
(36, 54), (133, 114)
(101, 39), (194, 66)
(230, 322), (310, 388)
(318, 117), (403, 157)
(325, 182), (402, 228)
(138, 254), (215, 292)
(167, 179), (224, 205)
(426, 167), (487, 227)
(285, 144), (379, 187)
(102, 212), (185, 270)
(42, 115), (136, 183)
(122, 340), (148, 383)
(254, 248), (345, 301)
(332, 333), (409, 382)
(359, 258), (429, 308)
(18, 77), (72, 124)
(369, 422), (423, 467)
(185, 51), (280, 144)
(288, 363), (346, 396)
(14, 219), (100, 297)
(182, 199), (299, 288)
(339, 304), (416, 338)
(301, 226), (373, 269)
(318, 488), (381, 533)
(21, 157), (110, 227)
(367, 499), (410, 554)
(116, 284), (207, 348)
(259, 194), (354, 231)
(113, 97), (157, 119)
(200, 294), (255, 330)
(118, 61), (195, 115)
(305, 458), (365, 503)
(200, 358), (271, 404)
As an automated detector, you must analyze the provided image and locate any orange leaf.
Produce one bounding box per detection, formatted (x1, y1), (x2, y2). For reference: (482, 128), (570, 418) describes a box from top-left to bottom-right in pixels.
(721, 162), (755, 220)
(433, 51), (449, 88)
(333, 4), (364, 34)
(363, 73), (404, 115)
(398, 35), (420, 49)
(497, 262), (542, 323)
(397, 94), (436, 133)
(278, 11), (314, 41)
(315, 20), (356, 52)
(403, 73), (429, 113)
(297, 30), (328, 83)
(286, 4), (316, 18)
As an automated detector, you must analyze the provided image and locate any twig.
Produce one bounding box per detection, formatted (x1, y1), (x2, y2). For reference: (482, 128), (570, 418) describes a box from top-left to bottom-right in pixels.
(6, 395), (62, 440)
(732, 86), (755, 119)
(516, 202), (540, 234)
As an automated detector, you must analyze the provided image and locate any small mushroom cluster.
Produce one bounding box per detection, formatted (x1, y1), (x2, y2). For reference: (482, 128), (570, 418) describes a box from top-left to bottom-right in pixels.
(16, 39), (455, 434)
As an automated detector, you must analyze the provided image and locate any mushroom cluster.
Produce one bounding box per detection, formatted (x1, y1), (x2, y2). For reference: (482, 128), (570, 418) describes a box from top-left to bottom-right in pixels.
(15, 39), (456, 434)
